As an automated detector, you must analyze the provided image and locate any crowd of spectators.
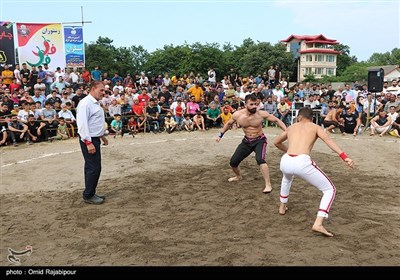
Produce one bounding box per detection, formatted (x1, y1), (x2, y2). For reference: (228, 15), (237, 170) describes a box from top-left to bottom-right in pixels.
(1, 63), (400, 147)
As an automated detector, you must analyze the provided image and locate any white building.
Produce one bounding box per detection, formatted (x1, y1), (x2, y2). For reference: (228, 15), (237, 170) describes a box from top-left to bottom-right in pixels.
(281, 34), (340, 82)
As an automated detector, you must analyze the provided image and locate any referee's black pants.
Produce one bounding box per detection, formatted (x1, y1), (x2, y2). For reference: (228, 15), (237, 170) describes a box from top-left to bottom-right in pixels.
(79, 137), (102, 199)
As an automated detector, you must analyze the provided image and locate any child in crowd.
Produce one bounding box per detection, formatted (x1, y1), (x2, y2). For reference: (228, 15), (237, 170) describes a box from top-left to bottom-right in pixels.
(182, 114), (194, 132)
(49, 117), (69, 141)
(164, 114), (177, 134)
(110, 114), (124, 138)
(127, 116), (137, 137)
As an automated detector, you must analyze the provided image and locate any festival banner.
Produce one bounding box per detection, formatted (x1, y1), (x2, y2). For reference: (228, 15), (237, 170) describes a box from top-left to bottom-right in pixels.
(0, 23), (15, 67)
(64, 26), (85, 67)
(16, 23), (65, 70)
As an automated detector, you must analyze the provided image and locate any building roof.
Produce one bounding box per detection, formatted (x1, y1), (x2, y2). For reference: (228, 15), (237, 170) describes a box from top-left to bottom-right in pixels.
(281, 34), (339, 44)
(300, 49), (341, 55)
(367, 65), (400, 75)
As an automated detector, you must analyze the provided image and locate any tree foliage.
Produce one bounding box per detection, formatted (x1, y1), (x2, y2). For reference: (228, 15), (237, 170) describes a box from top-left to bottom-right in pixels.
(85, 36), (149, 76)
(84, 37), (395, 84)
(367, 48), (400, 66)
(85, 37), (295, 81)
(334, 44), (357, 76)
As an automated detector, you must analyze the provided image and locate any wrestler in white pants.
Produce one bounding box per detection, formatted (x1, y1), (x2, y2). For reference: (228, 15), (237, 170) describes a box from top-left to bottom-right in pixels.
(279, 153), (336, 218)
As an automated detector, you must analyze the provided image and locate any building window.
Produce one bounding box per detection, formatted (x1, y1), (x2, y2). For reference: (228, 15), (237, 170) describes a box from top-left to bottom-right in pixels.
(326, 68), (335, 76)
(326, 55), (335, 62)
(305, 55), (313, 62)
(315, 55), (324, 62)
(315, 68), (324, 75)
(305, 68), (312, 75)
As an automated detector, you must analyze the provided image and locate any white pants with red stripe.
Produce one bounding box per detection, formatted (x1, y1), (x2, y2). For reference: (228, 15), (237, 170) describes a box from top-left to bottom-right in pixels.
(279, 153), (336, 218)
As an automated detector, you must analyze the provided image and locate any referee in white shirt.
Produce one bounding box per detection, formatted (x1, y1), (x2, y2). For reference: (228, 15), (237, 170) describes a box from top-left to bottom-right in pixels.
(76, 81), (109, 204)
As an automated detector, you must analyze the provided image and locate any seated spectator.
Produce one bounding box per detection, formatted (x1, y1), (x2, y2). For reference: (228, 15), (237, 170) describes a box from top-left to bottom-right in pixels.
(323, 107), (343, 133)
(370, 110), (392, 137)
(220, 106), (232, 126)
(276, 97), (290, 126)
(58, 103), (76, 137)
(0, 126), (7, 146)
(389, 115), (400, 137)
(110, 114), (125, 138)
(7, 115), (28, 146)
(146, 98), (161, 132)
(126, 116), (137, 136)
(186, 96), (200, 118)
(387, 106), (398, 126)
(182, 114), (194, 132)
(193, 110), (206, 131)
(26, 114), (48, 143)
(339, 106), (362, 136)
(206, 102), (222, 129)
(164, 114), (177, 134)
(49, 117), (69, 141)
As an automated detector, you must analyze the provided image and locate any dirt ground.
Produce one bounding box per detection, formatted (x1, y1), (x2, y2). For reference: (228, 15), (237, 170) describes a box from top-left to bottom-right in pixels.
(1, 127), (399, 266)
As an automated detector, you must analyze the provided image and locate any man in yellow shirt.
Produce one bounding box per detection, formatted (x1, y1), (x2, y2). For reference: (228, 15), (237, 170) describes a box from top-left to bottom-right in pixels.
(1, 65), (14, 87)
(220, 106), (232, 125)
(187, 82), (204, 102)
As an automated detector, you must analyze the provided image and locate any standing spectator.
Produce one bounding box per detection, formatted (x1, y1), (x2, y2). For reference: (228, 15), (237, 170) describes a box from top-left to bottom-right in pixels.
(81, 67), (91, 85)
(267, 65), (276, 88)
(19, 63), (30, 84)
(70, 68), (80, 91)
(207, 67), (216, 86)
(1, 64), (14, 87)
(274, 65), (281, 87)
(91, 66), (102, 81)
(43, 63), (55, 95)
(13, 64), (21, 84)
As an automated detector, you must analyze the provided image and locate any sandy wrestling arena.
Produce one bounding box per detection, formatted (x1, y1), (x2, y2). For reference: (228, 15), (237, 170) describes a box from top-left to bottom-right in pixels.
(1, 127), (399, 266)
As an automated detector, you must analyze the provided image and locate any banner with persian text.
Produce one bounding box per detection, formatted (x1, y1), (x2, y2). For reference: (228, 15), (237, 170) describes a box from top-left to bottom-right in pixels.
(0, 23), (15, 67)
(16, 23), (65, 70)
(64, 26), (85, 67)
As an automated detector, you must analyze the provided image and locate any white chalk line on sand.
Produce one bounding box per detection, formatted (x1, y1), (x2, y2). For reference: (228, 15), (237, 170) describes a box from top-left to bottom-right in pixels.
(1, 149), (80, 168)
(2, 134), (397, 168)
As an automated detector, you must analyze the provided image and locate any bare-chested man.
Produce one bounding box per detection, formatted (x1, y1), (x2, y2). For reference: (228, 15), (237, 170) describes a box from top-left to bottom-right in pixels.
(322, 106), (343, 133)
(216, 94), (286, 193)
(273, 107), (354, 237)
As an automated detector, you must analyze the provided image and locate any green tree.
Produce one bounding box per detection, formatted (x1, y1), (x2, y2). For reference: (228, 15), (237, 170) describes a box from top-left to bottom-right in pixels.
(334, 44), (357, 76)
(85, 36), (148, 76)
(338, 62), (370, 83)
(367, 48), (400, 65)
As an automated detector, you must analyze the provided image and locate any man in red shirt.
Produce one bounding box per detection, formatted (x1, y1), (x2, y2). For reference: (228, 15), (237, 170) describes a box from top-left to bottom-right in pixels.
(81, 68), (91, 85)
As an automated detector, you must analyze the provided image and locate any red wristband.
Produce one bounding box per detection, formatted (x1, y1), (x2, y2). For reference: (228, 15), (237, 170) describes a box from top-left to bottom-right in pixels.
(84, 140), (92, 145)
(339, 152), (348, 161)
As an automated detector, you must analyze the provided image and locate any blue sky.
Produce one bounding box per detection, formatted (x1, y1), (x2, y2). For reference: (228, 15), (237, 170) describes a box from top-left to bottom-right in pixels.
(2, 0), (399, 61)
